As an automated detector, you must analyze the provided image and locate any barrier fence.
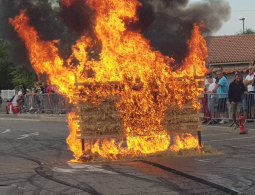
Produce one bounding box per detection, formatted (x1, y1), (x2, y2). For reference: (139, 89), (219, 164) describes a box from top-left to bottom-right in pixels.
(11, 92), (255, 120)
(21, 93), (72, 114)
(200, 93), (255, 124)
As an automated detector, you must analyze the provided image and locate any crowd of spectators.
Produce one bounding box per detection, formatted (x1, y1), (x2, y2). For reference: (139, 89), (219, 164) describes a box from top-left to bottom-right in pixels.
(16, 82), (56, 113)
(203, 63), (255, 128)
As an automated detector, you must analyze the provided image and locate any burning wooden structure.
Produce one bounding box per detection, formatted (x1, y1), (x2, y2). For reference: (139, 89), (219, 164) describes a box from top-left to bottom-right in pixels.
(10, 0), (209, 161)
(73, 66), (204, 154)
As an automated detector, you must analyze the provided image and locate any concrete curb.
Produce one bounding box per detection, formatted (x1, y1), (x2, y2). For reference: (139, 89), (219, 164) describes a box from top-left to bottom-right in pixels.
(203, 125), (255, 135)
(0, 113), (67, 123)
(40, 116), (67, 122)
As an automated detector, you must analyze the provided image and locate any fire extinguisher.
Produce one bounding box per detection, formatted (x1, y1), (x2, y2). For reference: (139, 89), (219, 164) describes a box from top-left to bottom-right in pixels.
(239, 115), (246, 134)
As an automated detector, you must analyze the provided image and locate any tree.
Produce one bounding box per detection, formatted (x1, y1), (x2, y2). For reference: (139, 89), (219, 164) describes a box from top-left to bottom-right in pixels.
(10, 65), (38, 89)
(235, 28), (255, 35)
(0, 39), (14, 89)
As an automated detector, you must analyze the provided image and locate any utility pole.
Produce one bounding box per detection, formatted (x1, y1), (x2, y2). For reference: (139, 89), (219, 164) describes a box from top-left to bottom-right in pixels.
(239, 18), (245, 34)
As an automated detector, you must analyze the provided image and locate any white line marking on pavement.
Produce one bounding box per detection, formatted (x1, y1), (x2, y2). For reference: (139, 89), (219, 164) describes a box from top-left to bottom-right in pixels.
(68, 163), (117, 174)
(2, 129), (11, 134)
(52, 167), (78, 173)
(17, 132), (39, 140)
(0, 118), (40, 122)
(203, 136), (255, 143)
(196, 159), (210, 162)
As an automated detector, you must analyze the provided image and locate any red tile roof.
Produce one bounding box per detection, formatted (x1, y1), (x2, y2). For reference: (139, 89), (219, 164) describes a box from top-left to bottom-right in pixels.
(206, 34), (255, 64)
(211, 68), (248, 74)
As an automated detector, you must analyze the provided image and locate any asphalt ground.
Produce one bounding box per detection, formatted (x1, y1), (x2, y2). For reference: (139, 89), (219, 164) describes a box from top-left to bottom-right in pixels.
(0, 116), (254, 195)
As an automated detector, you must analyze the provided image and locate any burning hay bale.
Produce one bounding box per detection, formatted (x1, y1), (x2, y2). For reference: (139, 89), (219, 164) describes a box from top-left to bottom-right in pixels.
(9, 0), (209, 162)
(163, 102), (202, 133)
(74, 74), (204, 143)
(75, 97), (124, 139)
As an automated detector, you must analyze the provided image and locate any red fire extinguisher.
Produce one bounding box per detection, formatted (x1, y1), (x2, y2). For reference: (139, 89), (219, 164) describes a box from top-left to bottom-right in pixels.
(239, 115), (246, 134)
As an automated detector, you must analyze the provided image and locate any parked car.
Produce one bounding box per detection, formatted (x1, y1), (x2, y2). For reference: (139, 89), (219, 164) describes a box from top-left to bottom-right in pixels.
(6, 95), (20, 114)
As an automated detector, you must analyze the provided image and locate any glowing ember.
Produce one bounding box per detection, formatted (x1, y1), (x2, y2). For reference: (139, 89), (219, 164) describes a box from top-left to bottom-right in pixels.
(9, 0), (208, 162)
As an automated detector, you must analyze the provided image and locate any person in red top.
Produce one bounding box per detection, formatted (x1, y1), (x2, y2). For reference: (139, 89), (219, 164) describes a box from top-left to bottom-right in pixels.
(46, 85), (52, 94)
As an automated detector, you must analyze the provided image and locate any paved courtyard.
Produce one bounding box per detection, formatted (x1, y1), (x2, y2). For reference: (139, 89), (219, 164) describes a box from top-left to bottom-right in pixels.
(0, 115), (254, 195)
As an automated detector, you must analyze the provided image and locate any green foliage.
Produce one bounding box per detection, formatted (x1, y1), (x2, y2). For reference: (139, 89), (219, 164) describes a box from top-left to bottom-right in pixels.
(235, 28), (255, 35)
(0, 38), (38, 90)
(0, 39), (14, 89)
(10, 65), (38, 89)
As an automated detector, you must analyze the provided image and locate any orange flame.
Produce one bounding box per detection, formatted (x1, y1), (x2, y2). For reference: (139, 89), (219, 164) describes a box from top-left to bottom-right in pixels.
(181, 23), (208, 76)
(9, 0), (208, 161)
(66, 112), (83, 159)
(9, 10), (77, 100)
(170, 134), (200, 152)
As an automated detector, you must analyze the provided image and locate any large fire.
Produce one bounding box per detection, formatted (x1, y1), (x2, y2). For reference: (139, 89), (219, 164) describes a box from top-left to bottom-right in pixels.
(9, 0), (208, 161)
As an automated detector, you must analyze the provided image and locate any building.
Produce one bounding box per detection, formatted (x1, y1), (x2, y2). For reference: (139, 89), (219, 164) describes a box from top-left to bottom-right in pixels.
(206, 34), (255, 81)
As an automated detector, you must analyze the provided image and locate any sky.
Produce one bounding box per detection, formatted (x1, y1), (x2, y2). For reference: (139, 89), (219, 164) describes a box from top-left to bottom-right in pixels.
(190, 0), (255, 36)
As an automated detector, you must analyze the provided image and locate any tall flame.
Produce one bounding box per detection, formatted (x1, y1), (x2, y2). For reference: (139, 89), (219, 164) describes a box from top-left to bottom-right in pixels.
(9, 0), (208, 161)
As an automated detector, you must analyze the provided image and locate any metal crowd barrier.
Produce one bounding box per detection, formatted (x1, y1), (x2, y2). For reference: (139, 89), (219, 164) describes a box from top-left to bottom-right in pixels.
(200, 93), (255, 124)
(22, 93), (71, 114)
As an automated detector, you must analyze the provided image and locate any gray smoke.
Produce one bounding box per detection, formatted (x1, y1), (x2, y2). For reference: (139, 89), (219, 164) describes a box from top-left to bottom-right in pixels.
(0, 0), (231, 69)
(0, 0), (78, 65)
(148, 0), (231, 33)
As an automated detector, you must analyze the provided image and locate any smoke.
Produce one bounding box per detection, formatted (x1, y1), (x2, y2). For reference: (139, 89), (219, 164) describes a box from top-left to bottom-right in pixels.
(149, 0), (231, 33)
(125, 0), (155, 32)
(0, 0), (79, 65)
(0, 0), (231, 68)
(59, 0), (93, 33)
(134, 0), (231, 66)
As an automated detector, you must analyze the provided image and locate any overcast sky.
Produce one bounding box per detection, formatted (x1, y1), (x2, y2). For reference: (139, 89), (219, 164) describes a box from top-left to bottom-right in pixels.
(190, 0), (255, 36)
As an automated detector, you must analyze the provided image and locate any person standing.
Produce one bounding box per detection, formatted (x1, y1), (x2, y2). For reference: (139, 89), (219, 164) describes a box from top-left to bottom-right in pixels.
(213, 70), (229, 124)
(202, 74), (215, 123)
(215, 67), (227, 84)
(206, 76), (217, 120)
(243, 65), (255, 120)
(42, 82), (48, 94)
(16, 83), (27, 112)
(228, 74), (247, 128)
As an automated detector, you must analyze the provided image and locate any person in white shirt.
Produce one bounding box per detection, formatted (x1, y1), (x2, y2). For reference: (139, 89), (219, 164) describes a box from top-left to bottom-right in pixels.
(243, 65), (255, 120)
(203, 74), (215, 123)
(204, 74), (216, 91)
(206, 76), (217, 119)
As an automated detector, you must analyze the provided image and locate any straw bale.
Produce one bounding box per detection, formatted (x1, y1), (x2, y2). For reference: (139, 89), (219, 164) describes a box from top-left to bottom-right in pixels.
(75, 78), (202, 139)
(77, 98), (202, 138)
(78, 97), (124, 138)
(162, 102), (201, 133)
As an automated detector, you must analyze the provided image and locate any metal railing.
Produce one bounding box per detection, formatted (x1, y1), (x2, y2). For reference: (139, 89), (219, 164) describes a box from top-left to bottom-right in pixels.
(21, 93), (71, 114)
(200, 93), (255, 124)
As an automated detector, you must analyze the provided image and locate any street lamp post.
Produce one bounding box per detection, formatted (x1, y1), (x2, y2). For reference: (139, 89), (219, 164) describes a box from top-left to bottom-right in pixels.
(239, 18), (245, 34)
